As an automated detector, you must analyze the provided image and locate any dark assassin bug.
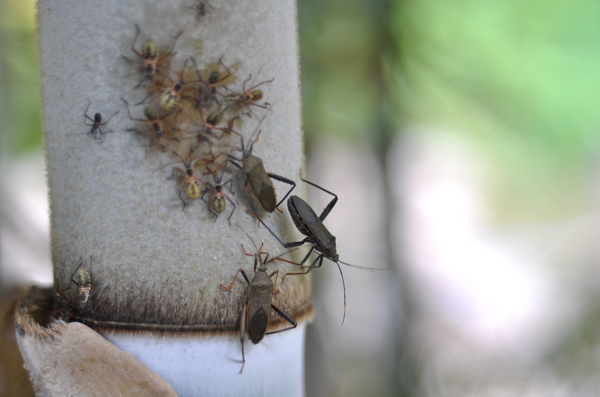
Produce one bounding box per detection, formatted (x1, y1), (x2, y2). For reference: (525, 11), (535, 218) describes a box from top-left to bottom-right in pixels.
(202, 165), (236, 224)
(220, 244), (297, 373)
(250, 179), (386, 324)
(127, 24), (182, 89)
(214, 128), (296, 213)
(82, 101), (119, 142)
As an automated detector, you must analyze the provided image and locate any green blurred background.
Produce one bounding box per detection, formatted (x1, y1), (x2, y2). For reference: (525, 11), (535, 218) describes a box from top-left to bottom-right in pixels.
(300, 0), (600, 222)
(0, 0), (40, 153)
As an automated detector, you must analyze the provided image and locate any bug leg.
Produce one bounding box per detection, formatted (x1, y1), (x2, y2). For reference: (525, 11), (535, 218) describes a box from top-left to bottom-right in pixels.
(135, 91), (158, 106)
(225, 194), (236, 225)
(268, 270), (280, 295)
(208, 205), (220, 222)
(220, 268), (250, 290)
(130, 24), (142, 57)
(175, 179), (188, 210)
(241, 244), (257, 258)
(239, 300), (248, 373)
(222, 177), (235, 195)
(134, 75), (151, 89)
(267, 173), (296, 209)
(281, 249), (317, 284)
(247, 210), (308, 249)
(69, 258), (84, 288)
(301, 179), (338, 221)
(102, 110), (120, 125)
(265, 303), (297, 335)
(83, 101), (94, 123)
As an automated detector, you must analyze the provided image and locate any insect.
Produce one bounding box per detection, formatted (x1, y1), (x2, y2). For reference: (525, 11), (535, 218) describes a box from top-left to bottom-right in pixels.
(224, 74), (273, 117)
(170, 148), (208, 209)
(136, 59), (191, 110)
(218, 116), (241, 136)
(220, 244), (297, 373)
(217, 129), (295, 213)
(70, 257), (94, 310)
(53, 257), (96, 321)
(122, 98), (180, 151)
(82, 101), (119, 142)
(189, 1), (213, 20)
(202, 165), (236, 223)
(190, 56), (233, 108)
(250, 180), (386, 325)
(127, 24), (182, 89)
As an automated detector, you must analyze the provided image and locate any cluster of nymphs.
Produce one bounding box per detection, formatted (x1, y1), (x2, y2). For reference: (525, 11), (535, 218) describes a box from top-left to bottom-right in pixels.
(54, 5), (384, 375)
(106, 21), (287, 219)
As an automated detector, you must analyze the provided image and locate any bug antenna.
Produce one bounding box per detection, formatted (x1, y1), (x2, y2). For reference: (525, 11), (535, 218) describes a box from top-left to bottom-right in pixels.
(267, 245), (304, 264)
(245, 109), (271, 151)
(334, 259), (347, 326)
(337, 259), (388, 272)
(241, 230), (260, 252)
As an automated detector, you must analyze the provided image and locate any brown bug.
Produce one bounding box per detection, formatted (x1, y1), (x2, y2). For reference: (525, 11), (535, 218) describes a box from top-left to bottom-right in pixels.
(202, 165), (236, 223)
(127, 25), (182, 89)
(122, 98), (180, 151)
(170, 148), (209, 209)
(190, 56), (233, 108)
(220, 244), (297, 373)
(82, 101), (119, 142)
(224, 74), (273, 117)
(220, 130), (296, 213)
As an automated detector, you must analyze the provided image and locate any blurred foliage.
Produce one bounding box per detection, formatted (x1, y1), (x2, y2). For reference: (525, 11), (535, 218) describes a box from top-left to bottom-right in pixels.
(300, 0), (600, 221)
(0, 0), (42, 153)
(394, 0), (600, 221)
(298, 0), (397, 147)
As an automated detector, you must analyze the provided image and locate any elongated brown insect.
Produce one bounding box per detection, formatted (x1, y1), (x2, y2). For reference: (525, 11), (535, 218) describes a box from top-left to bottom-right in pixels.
(228, 130), (295, 213)
(220, 244), (297, 373)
